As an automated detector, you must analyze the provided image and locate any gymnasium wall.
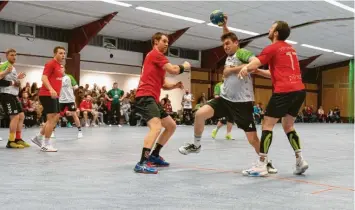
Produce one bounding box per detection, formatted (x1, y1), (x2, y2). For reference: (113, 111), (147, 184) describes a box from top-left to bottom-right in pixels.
(322, 65), (351, 117)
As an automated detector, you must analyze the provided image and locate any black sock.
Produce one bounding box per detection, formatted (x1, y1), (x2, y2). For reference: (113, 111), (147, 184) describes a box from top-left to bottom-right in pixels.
(78, 127), (81, 132)
(140, 148), (151, 164)
(260, 130), (273, 155)
(151, 143), (163, 157)
(286, 130), (301, 152)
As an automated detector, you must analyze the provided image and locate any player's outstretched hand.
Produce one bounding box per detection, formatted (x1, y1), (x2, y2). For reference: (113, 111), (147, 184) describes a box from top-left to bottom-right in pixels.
(17, 72), (26, 79)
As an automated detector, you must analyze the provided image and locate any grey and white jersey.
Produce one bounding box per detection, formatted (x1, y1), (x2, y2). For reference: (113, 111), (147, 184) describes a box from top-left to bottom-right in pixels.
(59, 75), (75, 103)
(220, 48), (255, 102)
(0, 63), (19, 96)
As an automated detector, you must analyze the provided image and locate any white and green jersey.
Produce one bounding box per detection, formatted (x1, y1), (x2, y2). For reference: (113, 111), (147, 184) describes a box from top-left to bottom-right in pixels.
(221, 48), (255, 102)
(0, 61), (18, 96)
(59, 74), (78, 103)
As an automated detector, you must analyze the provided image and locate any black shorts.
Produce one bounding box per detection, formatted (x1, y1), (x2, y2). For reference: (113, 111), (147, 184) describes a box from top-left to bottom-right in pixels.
(265, 90), (306, 118)
(207, 97), (256, 132)
(60, 102), (77, 112)
(39, 96), (60, 114)
(0, 93), (23, 116)
(134, 96), (168, 122)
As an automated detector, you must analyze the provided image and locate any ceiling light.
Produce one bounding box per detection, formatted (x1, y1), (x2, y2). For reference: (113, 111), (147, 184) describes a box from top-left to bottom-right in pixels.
(207, 23), (259, 36)
(324, 0), (355, 13)
(334, 52), (353, 57)
(285, 40), (298, 44)
(101, 0), (131, 7)
(301, 44), (334, 52)
(136, 7), (205, 24)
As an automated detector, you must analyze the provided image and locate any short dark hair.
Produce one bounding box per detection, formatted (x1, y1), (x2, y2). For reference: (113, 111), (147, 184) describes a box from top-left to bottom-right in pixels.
(274, 21), (290, 41)
(53, 46), (66, 54)
(221, 32), (239, 42)
(5, 48), (16, 55)
(151, 32), (168, 46)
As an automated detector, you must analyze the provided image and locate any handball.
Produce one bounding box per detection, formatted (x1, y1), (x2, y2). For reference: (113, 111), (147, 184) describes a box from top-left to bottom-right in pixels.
(210, 10), (225, 26)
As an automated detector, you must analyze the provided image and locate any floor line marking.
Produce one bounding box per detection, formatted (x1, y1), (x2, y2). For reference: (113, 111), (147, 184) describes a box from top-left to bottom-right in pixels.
(311, 188), (334, 195)
(174, 165), (354, 192)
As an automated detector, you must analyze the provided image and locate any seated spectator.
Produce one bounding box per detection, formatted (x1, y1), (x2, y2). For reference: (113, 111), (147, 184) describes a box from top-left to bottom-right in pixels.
(317, 106), (326, 122)
(327, 109), (335, 123)
(97, 97), (108, 124)
(333, 106), (341, 123)
(30, 82), (39, 99)
(21, 92), (37, 127)
(80, 95), (98, 127)
(92, 99), (104, 125)
(121, 97), (131, 124)
(302, 106), (310, 122)
(164, 99), (173, 115)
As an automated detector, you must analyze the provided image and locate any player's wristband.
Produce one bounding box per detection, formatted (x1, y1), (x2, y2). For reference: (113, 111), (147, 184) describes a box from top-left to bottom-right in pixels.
(178, 65), (185, 74)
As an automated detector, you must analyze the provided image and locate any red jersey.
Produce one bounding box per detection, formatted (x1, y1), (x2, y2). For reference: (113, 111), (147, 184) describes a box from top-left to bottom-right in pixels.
(80, 100), (92, 110)
(39, 59), (63, 97)
(257, 41), (305, 93)
(136, 48), (169, 102)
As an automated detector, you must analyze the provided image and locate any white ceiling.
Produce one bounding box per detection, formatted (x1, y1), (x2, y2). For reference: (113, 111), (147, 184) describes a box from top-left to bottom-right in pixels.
(0, 1), (354, 67)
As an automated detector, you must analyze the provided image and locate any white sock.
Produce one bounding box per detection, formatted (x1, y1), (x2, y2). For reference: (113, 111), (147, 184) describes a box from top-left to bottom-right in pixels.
(296, 153), (303, 163)
(44, 138), (51, 146)
(194, 135), (201, 147)
(226, 132), (231, 136)
(215, 127), (220, 131)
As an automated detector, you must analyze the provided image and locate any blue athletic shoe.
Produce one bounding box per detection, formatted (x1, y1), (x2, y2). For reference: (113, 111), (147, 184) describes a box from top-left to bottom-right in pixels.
(148, 155), (170, 167)
(134, 161), (158, 174)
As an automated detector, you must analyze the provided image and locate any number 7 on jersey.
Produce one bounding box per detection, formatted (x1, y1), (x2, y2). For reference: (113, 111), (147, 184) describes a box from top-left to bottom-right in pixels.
(286, 52), (297, 71)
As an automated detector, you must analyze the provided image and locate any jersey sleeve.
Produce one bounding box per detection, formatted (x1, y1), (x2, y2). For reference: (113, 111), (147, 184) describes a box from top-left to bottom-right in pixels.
(257, 44), (277, 65)
(42, 62), (53, 77)
(0, 62), (9, 72)
(120, 90), (124, 97)
(154, 52), (169, 69)
(236, 49), (255, 63)
(67, 74), (78, 87)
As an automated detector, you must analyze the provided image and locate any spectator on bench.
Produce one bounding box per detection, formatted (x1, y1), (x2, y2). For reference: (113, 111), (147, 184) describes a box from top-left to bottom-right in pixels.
(317, 106), (326, 122)
(333, 106), (341, 123)
(80, 94), (98, 127)
(21, 91), (37, 127)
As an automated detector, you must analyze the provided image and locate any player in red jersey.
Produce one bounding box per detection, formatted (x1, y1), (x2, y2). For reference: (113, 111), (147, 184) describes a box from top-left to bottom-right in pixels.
(31, 46), (66, 152)
(133, 32), (190, 174)
(238, 21), (308, 177)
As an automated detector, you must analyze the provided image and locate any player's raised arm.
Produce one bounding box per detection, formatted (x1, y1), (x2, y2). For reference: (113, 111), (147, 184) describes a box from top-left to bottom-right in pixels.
(222, 14), (230, 34)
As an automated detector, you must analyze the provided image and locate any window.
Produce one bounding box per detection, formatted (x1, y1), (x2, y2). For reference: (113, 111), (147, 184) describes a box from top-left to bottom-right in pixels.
(103, 37), (117, 49)
(36, 25), (69, 42)
(0, 19), (15, 35)
(16, 23), (35, 37)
